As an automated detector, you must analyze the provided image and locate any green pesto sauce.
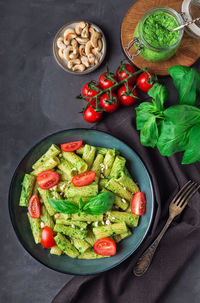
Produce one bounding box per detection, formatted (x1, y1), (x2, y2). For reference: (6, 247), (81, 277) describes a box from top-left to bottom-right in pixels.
(142, 11), (179, 48)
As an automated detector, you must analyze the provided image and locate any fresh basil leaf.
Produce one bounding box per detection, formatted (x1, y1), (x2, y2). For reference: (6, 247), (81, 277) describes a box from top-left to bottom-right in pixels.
(168, 65), (200, 105)
(182, 124), (200, 164)
(140, 116), (159, 148)
(136, 110), (154, 130)
(164, 105), (200, 125)
(157, 119), (189, 156)
(48, 199), (79, 214)
(148, 83), (169, 111)
(83, 192), (115, 215)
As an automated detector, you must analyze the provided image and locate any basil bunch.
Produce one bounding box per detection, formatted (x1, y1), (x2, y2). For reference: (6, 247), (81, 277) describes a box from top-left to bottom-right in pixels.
(48, 192), (115, 215)
(136, 65), (200, 164)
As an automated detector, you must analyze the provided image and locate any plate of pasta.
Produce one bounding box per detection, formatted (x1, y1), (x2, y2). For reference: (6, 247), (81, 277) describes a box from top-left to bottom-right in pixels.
(9, 129), (154, 275)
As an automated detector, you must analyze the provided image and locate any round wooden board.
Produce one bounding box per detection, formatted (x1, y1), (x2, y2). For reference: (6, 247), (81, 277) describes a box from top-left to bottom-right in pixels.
(121, 0), (200, 75)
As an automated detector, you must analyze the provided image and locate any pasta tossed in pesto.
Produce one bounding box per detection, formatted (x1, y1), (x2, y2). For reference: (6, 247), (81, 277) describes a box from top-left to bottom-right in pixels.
(19, 141), (146, 259)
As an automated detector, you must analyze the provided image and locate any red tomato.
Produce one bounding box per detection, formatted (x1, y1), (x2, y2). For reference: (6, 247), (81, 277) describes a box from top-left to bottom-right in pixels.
(136, 72), (155, 93)
(72, 171), (96, 187)
(131, 192), (146, 215)
(61, 140), (83, 152)
(98, 72), (118, 91)
(118, 84), (138, 106)
(82, 81), (101, 102)
(41, 226), (56, 248)
(94, 238), (116, 256)
(116, 63), (137, 85)
(28, 194), (41, 218)
(99, 92), (119, 113)
(83, 106), (103, 123)
(37, 170), (60, 190)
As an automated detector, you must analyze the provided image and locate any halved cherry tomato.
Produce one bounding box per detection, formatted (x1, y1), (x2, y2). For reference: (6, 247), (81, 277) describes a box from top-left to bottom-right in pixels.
(28, 194), (41, 218)
(41, 226), (56, 248)
(94, 238), (116, 256)
(116, 63), (137, 85)
(131, 192), (146, 215)
(37, 170), (59, 190)
(72, 171), (96, 187)
(61, 140), (83, 152)
(98, 72), (118, 91)
(99, 92), (119, 113)
(136, 72), (155, 93)
(83, 106), (103, 123)
(82, 81), (101, 102)
(118, 84), (138, 106)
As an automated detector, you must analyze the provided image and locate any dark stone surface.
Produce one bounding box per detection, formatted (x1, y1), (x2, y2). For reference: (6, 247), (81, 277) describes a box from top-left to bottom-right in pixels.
(1, 0), (200, 302)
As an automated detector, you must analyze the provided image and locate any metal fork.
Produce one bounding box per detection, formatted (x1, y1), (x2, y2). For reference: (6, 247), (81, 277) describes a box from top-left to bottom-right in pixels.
(133, 180), (200, 277)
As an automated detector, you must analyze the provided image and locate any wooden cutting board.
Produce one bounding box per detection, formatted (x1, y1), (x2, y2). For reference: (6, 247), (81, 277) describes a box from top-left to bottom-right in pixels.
(121, 0), (200, 75)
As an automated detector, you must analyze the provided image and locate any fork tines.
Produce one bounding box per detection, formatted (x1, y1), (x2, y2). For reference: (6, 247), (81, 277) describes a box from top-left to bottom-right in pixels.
(172, 180), (200, 208)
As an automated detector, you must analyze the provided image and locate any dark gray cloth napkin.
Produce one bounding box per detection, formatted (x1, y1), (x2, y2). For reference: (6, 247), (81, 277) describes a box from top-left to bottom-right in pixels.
(52, 105), (200, 303)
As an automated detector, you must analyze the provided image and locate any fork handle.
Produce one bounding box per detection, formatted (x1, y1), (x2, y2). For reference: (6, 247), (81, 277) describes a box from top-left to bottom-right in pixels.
(133, 216), (174, 276)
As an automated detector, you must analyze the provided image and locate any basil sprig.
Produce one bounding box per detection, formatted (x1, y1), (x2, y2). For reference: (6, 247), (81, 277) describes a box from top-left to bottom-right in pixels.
(48, 192), (115, 215)
(83, 192), (115, 215)
(135, 66), (200, 165)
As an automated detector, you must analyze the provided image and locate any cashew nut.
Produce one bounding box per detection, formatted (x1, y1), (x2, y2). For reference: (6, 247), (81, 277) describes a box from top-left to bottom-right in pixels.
(63, 46), (79, 61)
(72, 64), (86, 72)
(88, 53), (95, 65)
(57, 37), (66, 49)
(79, 45), (86, 56)
(75, 21), (86, 35)
(64, 32), (77, 46)
(63, 28), (75, 37)
(76, 37), (89, 45)
(68, 59), (81, 69)
(92, 48), (102, 60)
(96, 39), (102, 51)
(58, 48), (65, 59)
(85, 41), (94, 56)
(89, 28), (101, 48)
(81, 56), (90, 68)
(71, 39), (78, 47)
(81, 23), (89, 38)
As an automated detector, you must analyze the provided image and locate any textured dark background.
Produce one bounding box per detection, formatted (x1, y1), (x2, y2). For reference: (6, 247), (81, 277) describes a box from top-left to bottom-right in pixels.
(1, 0), (200, 302)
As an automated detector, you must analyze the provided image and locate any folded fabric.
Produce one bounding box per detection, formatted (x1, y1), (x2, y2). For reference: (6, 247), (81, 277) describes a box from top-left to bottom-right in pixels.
(52, 106), (200, 303)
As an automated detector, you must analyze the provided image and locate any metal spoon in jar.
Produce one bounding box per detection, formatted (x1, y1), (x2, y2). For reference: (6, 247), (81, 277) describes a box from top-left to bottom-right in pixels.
(170, 16), (200, 32)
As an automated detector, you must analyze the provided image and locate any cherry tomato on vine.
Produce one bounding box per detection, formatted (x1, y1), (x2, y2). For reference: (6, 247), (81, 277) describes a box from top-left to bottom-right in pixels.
(28, 194), (41, 218)
(116, 63), (137, 85)
(98, 72), (118, 91)
(136, 72), (156, 93)
(83, 106), (103, 123)
(99, 92), (119, 113)
(41, 226), (56, 248)
(94, 238), (116, 256)
(118, 84), (138, 106)
(131, 192), (146, 215)
(82, 81), (101, 102)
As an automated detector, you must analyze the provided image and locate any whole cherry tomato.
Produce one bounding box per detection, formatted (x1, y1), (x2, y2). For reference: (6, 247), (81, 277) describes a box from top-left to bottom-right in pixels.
(83, 106), (103, 123)
(116, 63), (137, 85)
(98, 72), (118, 91)
(82, 81), (101, 102)
(41, 226), (56, 248)
(136, 72), (156, 93)
(99, 92), (119, 113)
(118, 84), (138, 106)
(131, 192), (146, 215)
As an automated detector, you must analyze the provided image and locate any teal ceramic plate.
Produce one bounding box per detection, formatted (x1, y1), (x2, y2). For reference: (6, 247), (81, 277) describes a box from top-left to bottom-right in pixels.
(9, 129), (154, 275)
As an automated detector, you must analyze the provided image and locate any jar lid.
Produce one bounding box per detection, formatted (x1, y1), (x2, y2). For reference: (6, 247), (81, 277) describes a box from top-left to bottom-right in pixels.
(181, 0), (200, 38)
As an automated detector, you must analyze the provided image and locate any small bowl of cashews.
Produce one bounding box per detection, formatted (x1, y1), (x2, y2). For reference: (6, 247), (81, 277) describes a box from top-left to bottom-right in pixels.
(53, 21), (106, 74)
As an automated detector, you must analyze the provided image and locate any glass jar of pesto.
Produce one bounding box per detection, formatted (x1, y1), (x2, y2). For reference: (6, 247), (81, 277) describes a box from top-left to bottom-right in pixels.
(125, 7), (184, 62)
